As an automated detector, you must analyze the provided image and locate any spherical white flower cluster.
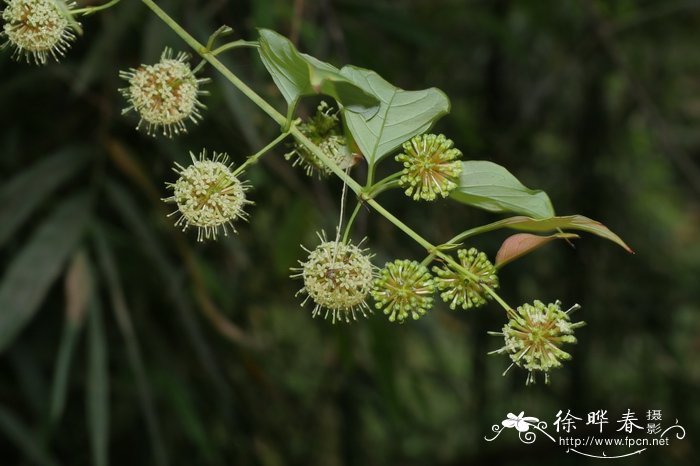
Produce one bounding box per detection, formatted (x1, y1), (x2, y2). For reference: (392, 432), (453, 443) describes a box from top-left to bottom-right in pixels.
(292, 233), (375, 323)
(163, 150), (251, 242)
(1, 0), (77, 65)
(119, 48), (210, 137)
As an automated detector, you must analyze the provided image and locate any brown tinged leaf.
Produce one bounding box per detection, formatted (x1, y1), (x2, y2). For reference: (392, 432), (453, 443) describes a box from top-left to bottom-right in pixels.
(495, 233), (580, 268)
(64, 249), (93, 327)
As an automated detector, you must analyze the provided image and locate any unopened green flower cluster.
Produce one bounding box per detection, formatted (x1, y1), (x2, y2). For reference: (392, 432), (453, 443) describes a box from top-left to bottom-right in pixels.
(433, 248), (499, 310)
(396, 133), (462, 201)
(286, 102), (355, 177)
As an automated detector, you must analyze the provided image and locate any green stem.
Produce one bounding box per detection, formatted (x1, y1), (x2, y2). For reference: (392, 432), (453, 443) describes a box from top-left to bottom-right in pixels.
(232, 131), (290, 176)
(211, 40), (259, 55)
(72, 0), (122, 16)
(369, 180), (400, 197)
(420, 219), (515, 267)
(139, 0), (514, 314)
(341, 202), (363, 243)
(366, 162), (376, 187)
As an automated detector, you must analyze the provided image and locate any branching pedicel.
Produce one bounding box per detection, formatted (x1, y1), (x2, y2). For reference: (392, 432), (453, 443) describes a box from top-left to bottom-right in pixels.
(1, 0), (634, 385)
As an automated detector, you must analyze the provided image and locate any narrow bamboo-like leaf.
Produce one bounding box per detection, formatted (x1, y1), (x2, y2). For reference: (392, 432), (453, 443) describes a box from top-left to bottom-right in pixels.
(95, 232), (168, 466)
(49, 250), (93, 424)
(64, 250), (93, 326)
(495, 233), (579, 267)
(0, 148), (87, 248)
(105, 182), (231, 405)
(49, 324), (81, 425)
(0, 405), (60, 466)
(451, 161), (555, 218)
(257, 29), (378, 113)
(87, 299), (109, 466)
(340, 65), (450, 164)
(0, 194), (92, 353)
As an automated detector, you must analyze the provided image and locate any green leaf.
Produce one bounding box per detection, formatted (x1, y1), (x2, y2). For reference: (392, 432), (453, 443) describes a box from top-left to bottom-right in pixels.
(87, 299), (109, 466)
(495, 233), (579, 268)
(461, 215), (632, 253)
(257, 29), (379, 114)
(95, 232), (168, 466)
(0, 148), (87, 248)
(0, 194), (92, 353)
(50, 250), (93, 425)
(451, 161), (555, 218)
(500, 215), (633, 253)
(340, 65), (450, 164)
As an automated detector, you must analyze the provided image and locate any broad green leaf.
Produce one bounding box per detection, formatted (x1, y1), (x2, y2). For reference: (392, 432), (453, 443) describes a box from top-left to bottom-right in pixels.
(0, 194), (92, 353)
(451, 161), (555, 218)
(257, 29), (379, 113)
(340, 65), (450, 164)
(0, 148), (87, 248)
(0, 405), (59, 466)
(495, 233), (579, 267)
(87, 299), (109, 466)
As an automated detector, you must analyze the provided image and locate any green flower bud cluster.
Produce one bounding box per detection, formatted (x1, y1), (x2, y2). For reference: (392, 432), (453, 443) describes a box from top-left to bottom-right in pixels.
(489, 300), (585, 385)
(163, 150), (252, 242)
(286, 102), (355, 178)
(119, 48), (210, 138)
(1, 0), (77, 65)
(371, 260), (435, 323)
(396, 133), (462, 201)
(433, 248), (499, 310)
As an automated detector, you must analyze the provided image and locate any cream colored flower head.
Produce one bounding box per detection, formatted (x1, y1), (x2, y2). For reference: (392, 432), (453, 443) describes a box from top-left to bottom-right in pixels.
(119, 48), (210, 138)
(292, 232), (375, 323)
(489, 300), (585, 385)
(1, 0), (78, 65)
(163, 150), (252, 242)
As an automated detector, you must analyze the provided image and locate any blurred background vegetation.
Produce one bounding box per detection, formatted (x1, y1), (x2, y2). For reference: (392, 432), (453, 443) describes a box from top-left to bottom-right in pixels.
(1, 0), (699, 464)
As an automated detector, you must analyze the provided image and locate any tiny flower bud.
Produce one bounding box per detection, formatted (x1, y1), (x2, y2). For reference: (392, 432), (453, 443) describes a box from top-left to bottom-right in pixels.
(396, 133), (462, 201)
(286, 102), (356, 177)
(119, 48), (210, 138)
(371, 260), (435, 323)
(1, 0), (78, 65)
(489, 300), (585, 385)
(163, 150), (252, 242)
(291, 233), (375, 323)
(433, 248), (498, 310)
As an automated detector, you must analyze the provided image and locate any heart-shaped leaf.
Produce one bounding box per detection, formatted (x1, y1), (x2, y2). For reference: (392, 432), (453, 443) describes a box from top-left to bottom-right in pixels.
(451, 161), (555, 219)
(495, 233), (579, 267)
(340, 65), (450, 164)
(257, 29), (379, 114)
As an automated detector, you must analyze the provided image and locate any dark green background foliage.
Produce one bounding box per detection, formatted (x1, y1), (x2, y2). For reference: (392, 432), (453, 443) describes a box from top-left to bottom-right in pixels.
(1, 0), (699, 465)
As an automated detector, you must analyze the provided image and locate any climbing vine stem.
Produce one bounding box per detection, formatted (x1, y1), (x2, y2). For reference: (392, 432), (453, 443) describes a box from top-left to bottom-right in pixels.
(139, 0), (515, 314)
